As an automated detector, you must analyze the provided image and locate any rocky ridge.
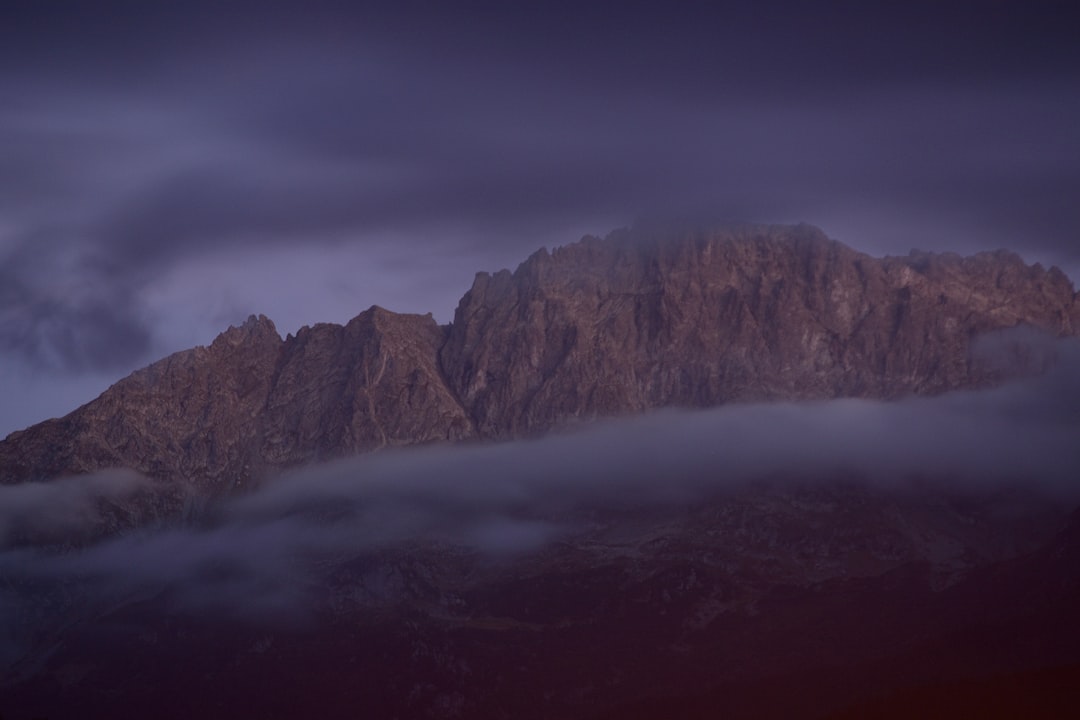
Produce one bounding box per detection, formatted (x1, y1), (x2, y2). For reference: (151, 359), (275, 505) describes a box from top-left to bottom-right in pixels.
(2, 223), (1077, 488)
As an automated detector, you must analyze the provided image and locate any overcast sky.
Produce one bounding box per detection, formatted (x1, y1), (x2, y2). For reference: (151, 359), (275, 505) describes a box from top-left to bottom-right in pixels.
(1, 0), (1078, 437)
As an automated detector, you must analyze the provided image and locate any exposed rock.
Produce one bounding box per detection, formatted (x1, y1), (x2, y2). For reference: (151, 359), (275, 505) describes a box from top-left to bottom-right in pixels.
(441, 224), (1079, 436)
(2, 224), (1080, 719)
(0, 310), (471, 490)
(1, 224), (1077, 487)
(258, 306), (473, 468)
(0, 314), (283, 488)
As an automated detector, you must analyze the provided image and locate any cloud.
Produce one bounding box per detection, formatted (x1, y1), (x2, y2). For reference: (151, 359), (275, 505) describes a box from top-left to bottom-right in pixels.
(1, 336), (1079, 670)
(1, 0), (1079, 434)
(0, 469), (153, 546)
(1, 336), (1078, 650)
(0, 273), (153, 374)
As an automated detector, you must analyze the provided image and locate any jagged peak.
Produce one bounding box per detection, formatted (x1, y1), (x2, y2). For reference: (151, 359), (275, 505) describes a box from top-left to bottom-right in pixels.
(892, 247), (1076, 291)
(212, 313), (282, 349)
(357, 304), (398, 320)
(493, 223), (855, 287)
(6, 221), (1080, 492)
(341, 305), (442, 338)
(242, 313), (276, 331)
(466, 225), (847, 296)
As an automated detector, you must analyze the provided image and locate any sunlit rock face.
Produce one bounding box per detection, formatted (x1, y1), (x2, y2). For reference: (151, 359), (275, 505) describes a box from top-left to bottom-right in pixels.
(2, 224), (1080, 720)
(258, 306), (474, 467)
(441, 224), (1078, 436)
(2, 224), (1077, 487)
(0, 309), (473, 490)
(0, 313), (285, 489)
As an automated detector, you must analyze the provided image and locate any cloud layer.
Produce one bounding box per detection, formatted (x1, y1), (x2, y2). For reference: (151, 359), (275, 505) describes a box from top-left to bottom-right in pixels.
(0, 469), (151, 546)
(1, 337), (1078, 663)
(2, 2), (1079, 439)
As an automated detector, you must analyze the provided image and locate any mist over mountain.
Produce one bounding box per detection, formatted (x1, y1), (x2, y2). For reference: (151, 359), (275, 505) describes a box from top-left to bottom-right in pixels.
(4, 1), (1079, 715)
(2, 224), (1080, 719)
(4, 343), (1080, 617)
(2, 224), (1077, 490)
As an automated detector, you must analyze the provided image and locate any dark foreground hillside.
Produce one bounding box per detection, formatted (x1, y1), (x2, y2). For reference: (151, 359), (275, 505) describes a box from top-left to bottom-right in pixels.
(2, 484), (1078, 720)
(2, 225), (1079, 719)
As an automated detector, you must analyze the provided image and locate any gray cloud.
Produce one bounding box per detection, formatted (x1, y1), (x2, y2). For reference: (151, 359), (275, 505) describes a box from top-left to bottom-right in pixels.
(1, 336), (1078, 648)
(1, 334), (1079, 669)
(0, 469), (151, 546)
(1, 0), (1078, 432)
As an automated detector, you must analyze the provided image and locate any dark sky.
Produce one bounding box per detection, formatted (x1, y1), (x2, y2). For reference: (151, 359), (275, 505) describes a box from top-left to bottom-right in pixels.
(1, 0), (1078, 436)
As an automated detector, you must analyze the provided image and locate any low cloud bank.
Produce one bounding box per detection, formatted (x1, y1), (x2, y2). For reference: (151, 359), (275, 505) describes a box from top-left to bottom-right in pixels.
(1, 338), (1079, 654)
(0, 469), (151, 546)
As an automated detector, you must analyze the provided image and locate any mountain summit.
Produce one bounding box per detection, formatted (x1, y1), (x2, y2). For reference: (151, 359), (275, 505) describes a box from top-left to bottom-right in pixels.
(2, 224), (1077, 489)
(4, 224), (1080, 720)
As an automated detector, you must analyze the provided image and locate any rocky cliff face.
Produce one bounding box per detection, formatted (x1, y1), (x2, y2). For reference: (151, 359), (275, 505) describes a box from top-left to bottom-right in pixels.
(258, 307), (473, 469)
(441, 224), (1078, 436)
(0, 308), (472, 489)
(0, 314), (283, 488)
(2, 224), (1077, 487)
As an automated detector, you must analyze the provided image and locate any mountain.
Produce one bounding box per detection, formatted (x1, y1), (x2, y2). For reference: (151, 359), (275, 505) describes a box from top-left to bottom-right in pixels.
(2, 223), (1077, 489)
(442, 223), (1077, 434)
(3, 223), (1080, 719)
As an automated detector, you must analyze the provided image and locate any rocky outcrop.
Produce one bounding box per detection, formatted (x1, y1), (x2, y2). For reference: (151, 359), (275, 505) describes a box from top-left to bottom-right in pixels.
(0, 309), (472, 489)
(441, 224), (1079, 436)
(0, 314), (284, 488)
(2, 224), (1078, 487)
(258, 307), (473, 468)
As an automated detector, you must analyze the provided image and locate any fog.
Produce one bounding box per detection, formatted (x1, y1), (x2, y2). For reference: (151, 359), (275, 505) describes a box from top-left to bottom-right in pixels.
(0, 337), (1077, 662)
(0, 469), (151, 545)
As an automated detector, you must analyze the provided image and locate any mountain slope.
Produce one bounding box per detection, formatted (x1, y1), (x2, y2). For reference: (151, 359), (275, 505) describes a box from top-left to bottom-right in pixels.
(0, 308), (473, 489)
(2, 224), (1077, 487)
(442, 224), (1078, 436)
